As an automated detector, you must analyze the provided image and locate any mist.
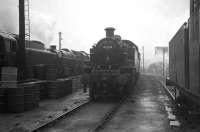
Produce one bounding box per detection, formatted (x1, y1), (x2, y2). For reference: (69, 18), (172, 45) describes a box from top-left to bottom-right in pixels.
(0, 0), (190, 65)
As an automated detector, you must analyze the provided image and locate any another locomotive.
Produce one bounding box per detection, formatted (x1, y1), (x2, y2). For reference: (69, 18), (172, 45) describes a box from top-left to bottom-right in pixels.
(89, 27), (140, 100)
(0, 32), (89, 81)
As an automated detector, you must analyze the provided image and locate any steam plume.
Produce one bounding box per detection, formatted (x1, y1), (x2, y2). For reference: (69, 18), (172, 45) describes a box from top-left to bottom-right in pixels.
(30, 11), (56, 47)
(0, 1), (18, 33)
(0, 1), (56, 47)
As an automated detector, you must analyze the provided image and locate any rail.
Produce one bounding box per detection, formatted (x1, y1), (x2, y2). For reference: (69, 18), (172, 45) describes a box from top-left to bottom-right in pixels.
(90, 96), (127, 132)
(31, 100), (90, 132)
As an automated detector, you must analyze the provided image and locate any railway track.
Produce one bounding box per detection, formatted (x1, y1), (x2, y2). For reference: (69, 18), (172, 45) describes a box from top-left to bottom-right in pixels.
(33, 98), (125, 132)
(90, 98), (125, 132)
(31, 100), (90, 132)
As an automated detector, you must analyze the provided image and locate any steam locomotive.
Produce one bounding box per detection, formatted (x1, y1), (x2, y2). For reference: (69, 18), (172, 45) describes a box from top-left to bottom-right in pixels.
(89, 27), (140, 100)
(0, 32), (89, 80)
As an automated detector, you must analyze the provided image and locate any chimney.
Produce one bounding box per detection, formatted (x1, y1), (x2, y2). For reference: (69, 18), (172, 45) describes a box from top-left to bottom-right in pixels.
(50, 45), (56, 51)
(105, 27), (115, 38)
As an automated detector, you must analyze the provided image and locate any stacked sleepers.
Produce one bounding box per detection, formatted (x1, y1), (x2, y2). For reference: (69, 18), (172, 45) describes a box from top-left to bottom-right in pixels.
(0, 88), (6, 113)
(47, 79), (72, 99)
(0, 78), (72, 113)
(0, 82), (40, 113)
(23, 82), (40, 111)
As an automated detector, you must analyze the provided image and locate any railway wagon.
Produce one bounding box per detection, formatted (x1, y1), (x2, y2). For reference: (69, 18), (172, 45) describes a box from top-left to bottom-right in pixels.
(89, 27), (140, 100)
(167, 1), (200, 109)
(169, 23), (189, 90)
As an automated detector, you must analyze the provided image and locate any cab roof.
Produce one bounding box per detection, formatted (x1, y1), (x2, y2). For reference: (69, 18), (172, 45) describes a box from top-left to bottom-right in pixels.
(0, 32), (16, 41)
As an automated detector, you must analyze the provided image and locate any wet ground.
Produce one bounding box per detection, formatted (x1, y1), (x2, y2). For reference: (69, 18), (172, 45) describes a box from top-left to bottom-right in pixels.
(41, 102), (116, 132)
(156, 75), (200, 132)
(1, 74), (200, 132)
(0, 90), (89, 132)
(0, 76), (89, 132)
(99, 75), (183, 132)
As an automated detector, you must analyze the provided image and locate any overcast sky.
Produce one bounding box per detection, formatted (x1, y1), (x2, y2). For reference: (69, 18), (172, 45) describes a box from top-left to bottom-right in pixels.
(0, 0), (190, 67)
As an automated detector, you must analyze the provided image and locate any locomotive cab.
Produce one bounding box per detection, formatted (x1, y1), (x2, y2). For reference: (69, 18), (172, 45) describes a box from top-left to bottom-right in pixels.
(0, 33), (17, 66)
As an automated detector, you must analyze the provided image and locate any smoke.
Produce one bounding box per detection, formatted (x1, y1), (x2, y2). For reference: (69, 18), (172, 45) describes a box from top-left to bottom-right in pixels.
(0, 1), (18, 33)
(0, 11), (17, 33)
(30, 11), (57, 47)
(0, 1), (56, 47)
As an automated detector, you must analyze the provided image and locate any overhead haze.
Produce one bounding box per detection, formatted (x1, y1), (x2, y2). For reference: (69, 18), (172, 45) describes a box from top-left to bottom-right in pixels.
(0, 0), (189, 67)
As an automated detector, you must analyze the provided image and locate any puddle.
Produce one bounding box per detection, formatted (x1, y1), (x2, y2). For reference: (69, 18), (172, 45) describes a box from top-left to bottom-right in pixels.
(170, 120), (180, 127)
(165, 105), (172, 112)
(168, 112), (176, 120)
(164, 103), (181, 128)
(138, 124), (155, 131)
(140, 99), (156, 108)
(158, 95), (169, 101)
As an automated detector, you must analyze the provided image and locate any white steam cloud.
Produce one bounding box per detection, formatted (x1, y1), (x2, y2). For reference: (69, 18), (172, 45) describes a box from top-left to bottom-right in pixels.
(30, 11), (57, 47)
(0, 3), (18, 33)
(0, 1), (56, 47)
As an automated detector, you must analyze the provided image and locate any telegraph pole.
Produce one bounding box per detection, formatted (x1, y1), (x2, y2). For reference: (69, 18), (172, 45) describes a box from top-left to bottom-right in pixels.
(18, 0), (26, 80)
(162, 51), (165, 76)
(59, 32), (62, 50)
(142, 46), (145, 73)
(155, 46), (168, 77)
